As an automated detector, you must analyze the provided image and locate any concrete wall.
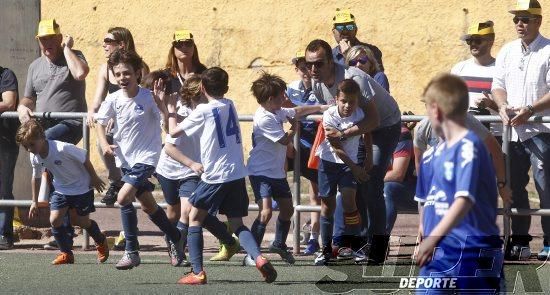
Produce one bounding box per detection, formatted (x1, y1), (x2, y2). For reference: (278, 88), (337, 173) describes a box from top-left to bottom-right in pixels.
(39, 0), (550, 172)
(1, 0), (40, 200)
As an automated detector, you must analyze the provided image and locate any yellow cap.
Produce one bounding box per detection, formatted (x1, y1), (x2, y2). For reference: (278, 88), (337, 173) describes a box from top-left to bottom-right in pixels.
(291, 50), (305, 64)
(509, 0), (542, 15)
(173, 30), (193, 42)
(36, 19), (61, 38)
(461, 21), (495, 40)
(333, 8), (355, 24)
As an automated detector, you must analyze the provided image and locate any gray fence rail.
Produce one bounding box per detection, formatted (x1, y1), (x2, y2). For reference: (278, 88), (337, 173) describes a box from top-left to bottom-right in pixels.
(2, 111), (550, 253)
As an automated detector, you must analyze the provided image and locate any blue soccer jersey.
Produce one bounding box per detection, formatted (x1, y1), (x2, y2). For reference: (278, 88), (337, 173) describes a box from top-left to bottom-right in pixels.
(415, 131), (503, 291)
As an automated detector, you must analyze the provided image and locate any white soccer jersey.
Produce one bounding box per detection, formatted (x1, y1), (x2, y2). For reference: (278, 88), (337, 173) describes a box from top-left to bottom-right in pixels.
(316, 106), (365, 164)
(31, 140), (91, 195)
(156, 105), (201, 180)
(176, 98), (247, 183)
(247, 107), (296, 178)
(95, 87), (162, 169)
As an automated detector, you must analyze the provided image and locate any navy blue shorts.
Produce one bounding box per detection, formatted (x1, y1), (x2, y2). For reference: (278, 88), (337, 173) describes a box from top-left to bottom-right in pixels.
(50, 190), (95, 216)
(121, 163), (155, 197)
(189, 178), (249, 218)
(318, 159), (357, 198)
(156, 174), (200, 205)
(249, 175), (292, 202)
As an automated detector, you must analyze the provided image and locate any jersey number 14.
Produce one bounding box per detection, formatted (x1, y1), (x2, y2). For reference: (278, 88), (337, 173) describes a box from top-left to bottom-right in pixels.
(212, 105), (241, 148)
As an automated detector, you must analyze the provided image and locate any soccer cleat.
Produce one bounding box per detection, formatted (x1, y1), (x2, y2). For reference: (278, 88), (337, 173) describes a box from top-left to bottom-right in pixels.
(314, 246), (332, 266)
(43, 239), (59, 250)
(505, 244), (531, 261)
(336, 247), (353, 260)
(177, 270), (207, 285)
(303, 239), (319, 256)
(353, 249), (368, 264)
(96, 238), (110, 263)
(537, 246), (550, 261)
(209, 238), (240, 261)
(0, 235), (14, 250)
(115, 251), (141, 270)
(242, 254), (256, 266)
(113, 231), (126, 251)
(100, 182), (122, 205)
(51, 252), (74, 265)
(255, 255), (277, 283)
(269, 242), (295, 264)
(168, 235), (186, 267)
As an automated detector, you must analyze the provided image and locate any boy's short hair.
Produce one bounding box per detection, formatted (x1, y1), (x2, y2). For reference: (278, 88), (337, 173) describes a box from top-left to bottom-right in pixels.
(180, 74), (202, 107)
(336, 79), (360, 97)
(107, 49), (143, 74)
(141, 69), (171, 91)
(422, 73), (469, 119)
(250, 72), (287, 104)
(201, 67), (229, 97)
(16, 119), (45, 145)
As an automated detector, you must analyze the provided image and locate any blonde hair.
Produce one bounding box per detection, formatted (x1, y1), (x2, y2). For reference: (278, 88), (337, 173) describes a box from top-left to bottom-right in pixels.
(16, 119), (45, 145)
(422, 73), (469, 119)
(180, 74), (202, 107)
(345, 45), (380, 75)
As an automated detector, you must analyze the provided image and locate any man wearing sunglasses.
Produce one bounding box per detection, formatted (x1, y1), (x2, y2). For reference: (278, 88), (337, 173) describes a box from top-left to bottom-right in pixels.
(452, 21), (498, 132)
(305, 39), (401, 265)
(331, 9), (384, 71)
(492, 0), (550, 262)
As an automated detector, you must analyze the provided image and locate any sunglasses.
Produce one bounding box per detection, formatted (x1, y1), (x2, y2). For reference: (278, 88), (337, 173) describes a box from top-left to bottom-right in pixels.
(305, 60), (326, 69)
(349, 56), (369, 66)
(513, 16), (538, 24)
(103, 38), (119, 44)
(173, 40), (194, 48)
(334, 24), (357, 32)
(465, 38), (485, 45)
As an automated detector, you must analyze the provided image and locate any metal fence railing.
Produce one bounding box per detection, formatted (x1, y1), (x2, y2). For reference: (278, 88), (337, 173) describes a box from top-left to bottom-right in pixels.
(2, 111), (550, 254)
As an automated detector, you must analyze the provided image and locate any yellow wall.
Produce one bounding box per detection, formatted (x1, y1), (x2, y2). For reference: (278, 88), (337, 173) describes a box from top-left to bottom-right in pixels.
(41, 0), (550, 170)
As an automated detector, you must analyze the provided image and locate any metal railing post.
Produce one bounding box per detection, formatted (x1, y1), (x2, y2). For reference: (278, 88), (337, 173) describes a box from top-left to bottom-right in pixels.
(82, 116), (91, 250)
(502, 124), (512, 250)
(292, 127), (301, 255)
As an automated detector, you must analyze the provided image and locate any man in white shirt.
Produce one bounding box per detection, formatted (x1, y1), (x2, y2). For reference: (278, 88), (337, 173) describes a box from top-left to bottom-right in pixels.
(492, 0), (550, 261)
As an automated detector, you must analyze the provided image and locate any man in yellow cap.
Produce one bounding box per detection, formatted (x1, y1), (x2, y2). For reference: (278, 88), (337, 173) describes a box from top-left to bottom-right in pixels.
(452, 21), (498, 131)
(492, 0), (550, 261)
(331, 8), (384, 71)
(17, 19), (89, 250)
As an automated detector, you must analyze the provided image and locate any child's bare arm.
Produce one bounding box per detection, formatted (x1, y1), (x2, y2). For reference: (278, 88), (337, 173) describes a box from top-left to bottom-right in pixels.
(29, 176), (40, 219)
(84, 158), (106, 193)
(96, 124), (117, 156)
(277, 116), (297, 146)
(165, 143), (204, 175)
(415, 197), (473, 267)
(294, 104), (329, 118)
(328, 137), (368, 183)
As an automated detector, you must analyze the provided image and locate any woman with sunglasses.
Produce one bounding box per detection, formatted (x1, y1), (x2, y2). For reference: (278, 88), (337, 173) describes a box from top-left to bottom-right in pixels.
(345, 45), (389, 93)
(164, 30), (207, 94)
(88, 27), (150, 206)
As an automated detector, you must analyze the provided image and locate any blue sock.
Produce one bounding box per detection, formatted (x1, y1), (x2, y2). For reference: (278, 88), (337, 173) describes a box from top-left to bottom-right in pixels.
(187, 226), (204, 274)
(52, 226), (72, 254)
(148, 206), (180, 243)
(86, 220), (105, 244)
(274, 218), (291, 248)
(203, 215), (234, 245)
(251, 219), (267, 248)
(177, 221), (189, 250)
(320, 215), (334, 249)
(235, 225), (261, 260)
(62, 213), (74, 247)
(120, 203), (139, 252)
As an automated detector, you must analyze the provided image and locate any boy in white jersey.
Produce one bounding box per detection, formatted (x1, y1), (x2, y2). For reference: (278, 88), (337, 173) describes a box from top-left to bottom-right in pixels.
(95, 49), (186, 270)
(168, 67), (277, 285)
(314, 79), (369, 266)
(17, 120), (109, 265)
(245, 72), (327, 266)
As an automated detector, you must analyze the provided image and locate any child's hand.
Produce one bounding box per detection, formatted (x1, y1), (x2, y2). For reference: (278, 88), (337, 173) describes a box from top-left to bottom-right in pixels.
(498, 186), (513, 207)
(189, 162), (204, 175)
(101, 144), (118, 156)
(166, 93), (178, 113)
(152, 79), (166, 105)
(91, 176), (106, 193)
(351, 165), (369, 183)
(28, 202), (39, 220)
(415, 236), (438, 267)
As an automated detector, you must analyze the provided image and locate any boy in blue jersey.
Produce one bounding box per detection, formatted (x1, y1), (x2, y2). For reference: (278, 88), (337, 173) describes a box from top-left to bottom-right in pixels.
(168, 67), (277, 285)
(415, 74), (504, 293)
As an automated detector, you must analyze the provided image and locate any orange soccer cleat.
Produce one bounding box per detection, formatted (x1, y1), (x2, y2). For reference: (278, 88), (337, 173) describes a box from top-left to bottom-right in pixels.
(177, 270), (207, 285)
(96, 238), (110, 263)
(51, 252), (74, 265)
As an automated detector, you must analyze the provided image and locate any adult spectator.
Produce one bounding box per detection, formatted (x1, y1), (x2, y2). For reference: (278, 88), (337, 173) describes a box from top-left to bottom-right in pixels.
(331, 9), (384, 71)
(452, 21), (500, 135)
(306, 39), (401, 264)
(17, 19), (89, 250)
(165, 29), (207, 94)
(88, 27), (149, 205)
(492, 0), (550, 261)
(0, 66), (20, 250)
(345, 45), (390, 92)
